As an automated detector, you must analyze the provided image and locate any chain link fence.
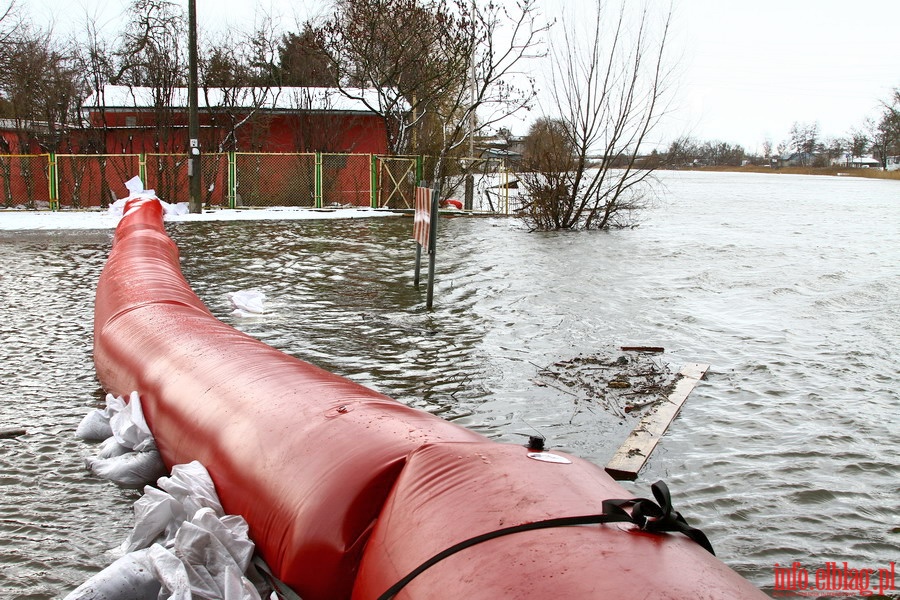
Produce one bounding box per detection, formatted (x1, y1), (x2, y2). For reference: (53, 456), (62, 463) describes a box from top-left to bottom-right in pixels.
(423, 155), (517, 213)
(0, 152), (513, 213)
(0, 154), (52, 209)
(234, 153), (316, 207)
(55, 154), (140, 209)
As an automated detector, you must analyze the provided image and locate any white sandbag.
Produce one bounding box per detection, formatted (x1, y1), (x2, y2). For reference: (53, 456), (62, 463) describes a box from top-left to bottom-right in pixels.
(109, 177), (189, 220)
(96, 436), (131, 459)
(75, 394), (127, 441)
(125, 487), (187, 552)
(128, 496), (260, 600)
(62, 547), (160, 600)
(147, 544), (192, 600)
(89, 450), (167, 489)
(229, 289), (266, 315)
(74, 410), (113, 441)
(125, 175), (153, 198)
(161, 201), (189, 216)
(157, 461), (224, 518)
(109, 177), (158, 217)
(188, 508), (255, 572)
(174, 508), (261, 600)
(83, 437), (131, 469)
(125, 461), (224, 552)
(111, 391), (155, 452)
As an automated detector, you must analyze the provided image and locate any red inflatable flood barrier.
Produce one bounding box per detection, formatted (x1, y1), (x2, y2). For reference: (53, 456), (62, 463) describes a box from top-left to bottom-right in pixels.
(93, 198), (769, 599)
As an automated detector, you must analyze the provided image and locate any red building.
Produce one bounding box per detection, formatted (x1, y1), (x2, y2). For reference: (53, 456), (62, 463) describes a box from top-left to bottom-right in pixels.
(0, 86), (411, 209)
(81, 85), (391, 154)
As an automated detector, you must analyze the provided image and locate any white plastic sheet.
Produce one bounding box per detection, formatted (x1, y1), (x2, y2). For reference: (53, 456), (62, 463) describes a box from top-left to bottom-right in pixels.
(228, 290), (267, 316)
(108, 176), (189, 218)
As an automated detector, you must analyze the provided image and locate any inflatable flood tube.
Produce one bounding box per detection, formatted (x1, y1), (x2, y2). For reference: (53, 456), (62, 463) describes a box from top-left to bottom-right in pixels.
(93, 198), (768, 600)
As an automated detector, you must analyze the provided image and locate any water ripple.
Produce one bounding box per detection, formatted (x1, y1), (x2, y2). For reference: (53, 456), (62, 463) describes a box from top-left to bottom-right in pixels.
(2, 172), (898, 595)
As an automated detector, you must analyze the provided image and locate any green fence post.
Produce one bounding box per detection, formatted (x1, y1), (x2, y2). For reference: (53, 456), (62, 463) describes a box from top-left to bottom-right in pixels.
(228, 152), (236, 209)
(315, 152), (323, 208)
(139, 154), (147, 186)
(370, 154), (378, 208)
(47, 153), (59, 211)
(416, 154), (424, 184)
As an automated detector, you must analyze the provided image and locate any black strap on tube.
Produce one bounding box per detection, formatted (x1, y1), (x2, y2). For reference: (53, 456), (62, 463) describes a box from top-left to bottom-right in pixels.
(376, 480), (714, 600)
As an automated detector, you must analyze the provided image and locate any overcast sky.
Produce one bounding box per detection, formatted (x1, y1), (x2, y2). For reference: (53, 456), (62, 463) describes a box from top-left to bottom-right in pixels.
(21, 0), (900, 154)
(668, 0), (900, 153)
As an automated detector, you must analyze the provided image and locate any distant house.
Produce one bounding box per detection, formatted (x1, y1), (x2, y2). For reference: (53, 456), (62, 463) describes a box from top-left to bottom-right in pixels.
(778, 152), (814, 167)
(831, 152), (882, 169)
(475, 131), (525, 165)
(886, 156), (900, 171)
(80, 85), (391, 155)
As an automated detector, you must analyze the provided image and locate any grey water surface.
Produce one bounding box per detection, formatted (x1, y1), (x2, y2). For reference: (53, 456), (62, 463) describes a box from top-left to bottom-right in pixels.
(1, 170), (897, 598)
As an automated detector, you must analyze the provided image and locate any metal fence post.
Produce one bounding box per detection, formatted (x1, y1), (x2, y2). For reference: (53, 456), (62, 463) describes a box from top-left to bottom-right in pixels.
(315, 152), (323, 208)
(370, 154), (377, 208)
(504, 167), (509, 214)
(139, 153), (147, 186)
(47, 153), (59, 211)
(228, 152), (237, 209)
(426, 185), (440, 309)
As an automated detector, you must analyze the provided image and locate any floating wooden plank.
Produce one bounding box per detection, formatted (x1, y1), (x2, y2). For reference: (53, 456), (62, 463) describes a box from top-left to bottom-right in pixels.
(605, 362), (709, 481)
(620, 346), (665, 353)
(0, 427), (27, 439)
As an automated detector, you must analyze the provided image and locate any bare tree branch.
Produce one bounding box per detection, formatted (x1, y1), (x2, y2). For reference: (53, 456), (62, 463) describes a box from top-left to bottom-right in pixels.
(521, 0), (674, 230)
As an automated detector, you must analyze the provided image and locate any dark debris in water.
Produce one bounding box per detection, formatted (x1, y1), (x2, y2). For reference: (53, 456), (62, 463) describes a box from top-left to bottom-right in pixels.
(532, 351), (680, 422)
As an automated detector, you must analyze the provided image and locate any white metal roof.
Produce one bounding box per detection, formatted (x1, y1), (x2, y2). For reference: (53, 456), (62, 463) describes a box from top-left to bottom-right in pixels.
(83, 85), (392, 114)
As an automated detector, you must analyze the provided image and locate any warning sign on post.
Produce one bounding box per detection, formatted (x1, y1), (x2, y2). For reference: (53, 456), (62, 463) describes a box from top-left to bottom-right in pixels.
(413, 186), (432, 250)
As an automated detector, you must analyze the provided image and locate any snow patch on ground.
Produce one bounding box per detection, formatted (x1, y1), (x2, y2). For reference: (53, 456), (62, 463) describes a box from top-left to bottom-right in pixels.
(0, 206), (401, 231)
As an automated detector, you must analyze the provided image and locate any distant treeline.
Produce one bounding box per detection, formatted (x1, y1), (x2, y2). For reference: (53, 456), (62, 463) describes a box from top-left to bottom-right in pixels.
(658, 100), (900, 169)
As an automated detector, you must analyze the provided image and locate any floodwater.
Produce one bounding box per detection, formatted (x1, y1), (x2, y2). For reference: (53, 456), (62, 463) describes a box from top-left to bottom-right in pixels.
(1, 170), (897, 598)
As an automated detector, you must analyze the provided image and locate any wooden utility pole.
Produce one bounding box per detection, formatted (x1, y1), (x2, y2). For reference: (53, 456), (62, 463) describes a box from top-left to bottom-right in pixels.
(187, 0), (201, 213)
(465, 0), (476, 211)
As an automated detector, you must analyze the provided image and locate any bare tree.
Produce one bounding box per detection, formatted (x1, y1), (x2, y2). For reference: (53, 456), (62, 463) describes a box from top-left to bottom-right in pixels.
(71, 14), (122, 154)
(0, 21), (80, 149)
(788, 121), (819, 165)
(0, 0), (22, 206)
(199, 25), (280, 153)
(846, 128), (869, 162)
(0, 13), (84, 206)
(115, 0), (187, 153)
(521, 1), (674, 230)
(824, 136), (845, 165)
(0, 0), (17, 53)
(321, 0), (545, 182)
(663, 135), (696, 167)
(871, 89), (900, 168)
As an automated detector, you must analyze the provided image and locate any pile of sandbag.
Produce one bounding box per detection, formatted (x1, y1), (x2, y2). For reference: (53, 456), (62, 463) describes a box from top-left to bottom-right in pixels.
(76, 392), (167, 488)
(71, 394), (274, 600)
